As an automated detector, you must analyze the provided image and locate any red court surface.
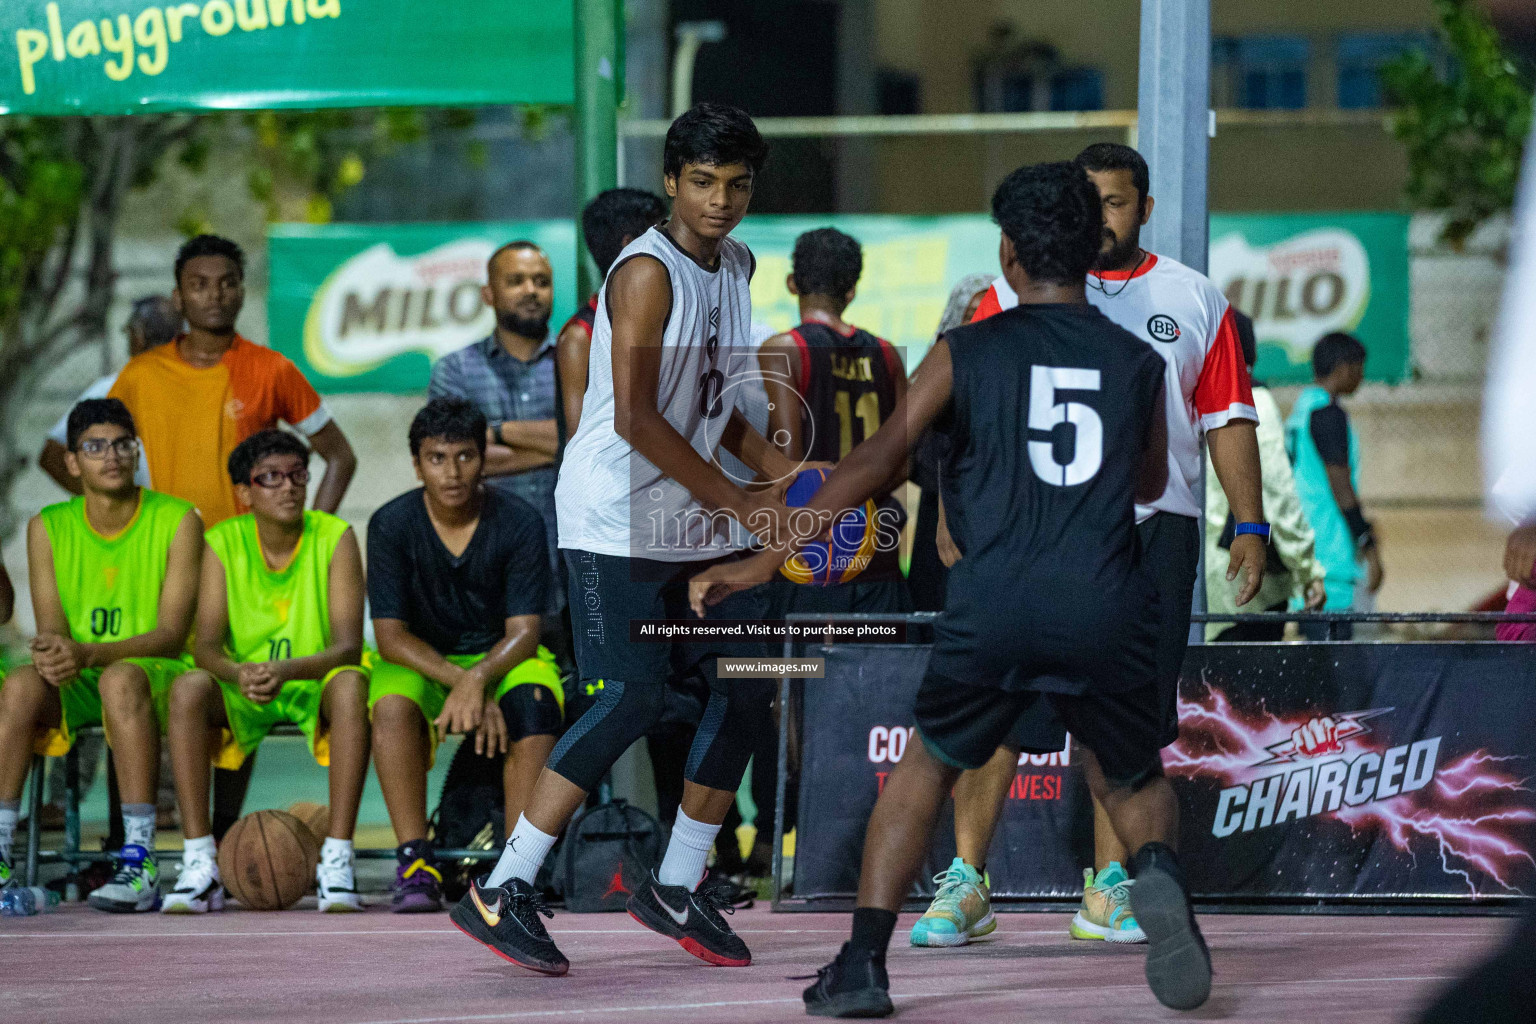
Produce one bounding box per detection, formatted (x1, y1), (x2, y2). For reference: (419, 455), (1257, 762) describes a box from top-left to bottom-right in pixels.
(0, 903), (1509, 1023)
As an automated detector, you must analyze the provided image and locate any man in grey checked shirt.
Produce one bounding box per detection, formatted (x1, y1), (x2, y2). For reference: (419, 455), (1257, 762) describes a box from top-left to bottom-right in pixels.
(429, 240), (562, 614)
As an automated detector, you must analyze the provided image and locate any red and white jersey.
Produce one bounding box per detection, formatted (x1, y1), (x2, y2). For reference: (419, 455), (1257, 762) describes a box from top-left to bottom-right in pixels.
(972, 253), (1256, 522)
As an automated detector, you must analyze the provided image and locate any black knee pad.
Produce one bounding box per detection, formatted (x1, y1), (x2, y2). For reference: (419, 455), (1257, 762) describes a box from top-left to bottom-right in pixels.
(497, 684), (564, 744)
(547, 679), (668, 792)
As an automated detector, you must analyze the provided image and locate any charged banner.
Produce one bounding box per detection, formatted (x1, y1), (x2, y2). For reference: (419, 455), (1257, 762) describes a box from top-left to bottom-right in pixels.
(790, 642), (1536, 904)
(3, 0), (573, 114)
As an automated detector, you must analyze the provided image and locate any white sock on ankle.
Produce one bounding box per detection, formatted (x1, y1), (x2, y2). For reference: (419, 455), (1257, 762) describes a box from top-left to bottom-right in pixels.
(487, 815), (557, 888)
(657, 807), (721, 891)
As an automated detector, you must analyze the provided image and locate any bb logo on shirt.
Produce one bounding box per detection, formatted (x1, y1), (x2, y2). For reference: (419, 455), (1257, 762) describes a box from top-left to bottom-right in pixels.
(1147, 314), (1181, 343)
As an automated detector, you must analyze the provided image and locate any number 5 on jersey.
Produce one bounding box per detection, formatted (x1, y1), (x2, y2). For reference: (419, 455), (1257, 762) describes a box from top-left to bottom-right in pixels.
(1028, 366), (1103, 486)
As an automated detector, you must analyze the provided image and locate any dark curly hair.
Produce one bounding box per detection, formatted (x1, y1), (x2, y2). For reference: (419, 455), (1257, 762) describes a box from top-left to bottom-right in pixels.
(664, 103), (769, 180)
(1312, 331), (1367, 379)
(1075, 142), (1150, 203)
(991, 162), (1103, 287)
(791, 227), (863, 299)
(409, 398), (488, 458)
(228, 429), (309, 486)
(175, 234), (245, 286)
(582, 188), (669, 277)
(65, 398), (136, 452)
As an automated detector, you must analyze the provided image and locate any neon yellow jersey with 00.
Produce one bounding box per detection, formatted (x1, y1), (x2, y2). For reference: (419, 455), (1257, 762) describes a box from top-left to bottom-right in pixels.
(39, 489), (195, 644)
(204, 510), (350, 665)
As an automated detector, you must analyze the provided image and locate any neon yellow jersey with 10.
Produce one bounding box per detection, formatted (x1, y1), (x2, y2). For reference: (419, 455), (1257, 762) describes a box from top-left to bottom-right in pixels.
(205, 509), (350, 665)
(40, 489), (195, 644)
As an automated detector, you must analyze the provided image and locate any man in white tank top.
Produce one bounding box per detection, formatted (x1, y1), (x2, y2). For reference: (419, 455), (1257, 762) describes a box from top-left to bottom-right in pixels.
(452, 104), (804, 977)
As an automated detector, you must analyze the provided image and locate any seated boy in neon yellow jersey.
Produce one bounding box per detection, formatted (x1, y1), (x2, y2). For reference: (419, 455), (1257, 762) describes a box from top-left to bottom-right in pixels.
(163, 430), (371, 914)
(367, 399), (562, 913)
(0, 399), (202, 910)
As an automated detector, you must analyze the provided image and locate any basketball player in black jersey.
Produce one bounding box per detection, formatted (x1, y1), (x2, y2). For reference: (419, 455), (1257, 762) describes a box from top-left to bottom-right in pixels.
(759, 227), (911, 613)
(692, 163), (1211, 1017)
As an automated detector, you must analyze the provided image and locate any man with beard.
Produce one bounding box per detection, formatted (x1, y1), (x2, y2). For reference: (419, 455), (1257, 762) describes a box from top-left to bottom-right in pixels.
(430, 242), (563, 616)
(905, 143), (1265, 953)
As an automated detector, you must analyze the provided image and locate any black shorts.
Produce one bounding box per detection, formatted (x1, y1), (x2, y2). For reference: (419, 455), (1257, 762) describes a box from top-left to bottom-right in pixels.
(763, 576), (912, 621)
(914, 673), (1163, 786)
(1136, 512), (1201, 745)
(497, 683), (564, 742)
(564, 549), (770, 686)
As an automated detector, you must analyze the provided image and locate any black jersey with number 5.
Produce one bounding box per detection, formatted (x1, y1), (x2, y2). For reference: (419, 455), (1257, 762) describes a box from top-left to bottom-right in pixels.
(930, 303), (1165, 694)
(787, 322), (903, 464)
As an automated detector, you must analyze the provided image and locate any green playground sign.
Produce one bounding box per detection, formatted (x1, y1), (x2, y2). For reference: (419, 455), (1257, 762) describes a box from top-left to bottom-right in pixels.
(268, 213), (1410, 394)
(3, 0), (574, 114)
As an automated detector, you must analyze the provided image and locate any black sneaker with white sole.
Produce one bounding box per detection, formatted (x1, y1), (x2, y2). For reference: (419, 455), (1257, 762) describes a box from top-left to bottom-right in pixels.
(802, 943), (894, 1018)
(1129, 842), (1212, 1010)
(450, 876), (568, 976)
(626, 870), (751, 966)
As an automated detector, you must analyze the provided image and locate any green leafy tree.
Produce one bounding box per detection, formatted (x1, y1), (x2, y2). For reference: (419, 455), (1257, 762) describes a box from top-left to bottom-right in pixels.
(1384, 0), (1534, 247)
(0, 108), (461, 537)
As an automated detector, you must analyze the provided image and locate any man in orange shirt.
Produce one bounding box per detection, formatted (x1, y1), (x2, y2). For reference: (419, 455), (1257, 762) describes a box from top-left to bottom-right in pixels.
(110, 235), (357, 526)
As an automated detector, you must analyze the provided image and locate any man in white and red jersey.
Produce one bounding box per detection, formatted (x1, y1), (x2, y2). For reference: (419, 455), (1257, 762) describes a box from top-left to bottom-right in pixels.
(906, 145), (1266, 952)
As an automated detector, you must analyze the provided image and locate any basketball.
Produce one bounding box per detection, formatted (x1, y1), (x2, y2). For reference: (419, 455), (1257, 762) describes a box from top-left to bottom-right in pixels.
(217, 810), (319, 911)
(779, 467), (878, 586)
(286, 801), (330, 847)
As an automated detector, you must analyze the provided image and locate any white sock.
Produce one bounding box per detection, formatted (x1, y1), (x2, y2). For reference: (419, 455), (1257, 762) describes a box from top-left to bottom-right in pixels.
(0, 801), (18, 864)
(183, 834), (216, 863)
(658, 807), (721, 891)
(122, 803), (155, 853)
(488, 815), (557, 888)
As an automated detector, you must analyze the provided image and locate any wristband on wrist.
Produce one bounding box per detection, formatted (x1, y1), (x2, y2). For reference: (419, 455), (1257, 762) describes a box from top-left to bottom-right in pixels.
(1343, 506), (1376, 549)
(1233, 521), (1270, 541)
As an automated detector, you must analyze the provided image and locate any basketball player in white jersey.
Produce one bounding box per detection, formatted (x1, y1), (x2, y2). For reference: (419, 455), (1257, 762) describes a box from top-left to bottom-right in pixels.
(450, 103), (803, 976)
(903, 144), (1267, 957)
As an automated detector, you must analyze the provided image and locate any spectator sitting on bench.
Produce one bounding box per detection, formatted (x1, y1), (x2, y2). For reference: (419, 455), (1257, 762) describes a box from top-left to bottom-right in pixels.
(367, 399), (562, 914)
(162, 430), (370, 915)
(0, 399), (202, 910)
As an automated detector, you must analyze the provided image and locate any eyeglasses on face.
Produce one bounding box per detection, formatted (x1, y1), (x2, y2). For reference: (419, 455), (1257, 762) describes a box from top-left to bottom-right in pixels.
(76, 438), (140, 460)
(250, 468), (311, 489)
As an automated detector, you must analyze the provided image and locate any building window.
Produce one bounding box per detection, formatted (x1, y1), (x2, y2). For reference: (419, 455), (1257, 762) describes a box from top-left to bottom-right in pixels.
(1337, 32), (1437, 109)
(1213, 35), (1309, 110)
(877, 69), (921, 116)
(1050, 68), (1104, 111)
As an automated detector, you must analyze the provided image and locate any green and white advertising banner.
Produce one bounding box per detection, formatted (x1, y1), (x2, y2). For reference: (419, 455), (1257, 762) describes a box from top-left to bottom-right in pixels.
(1211, 212), (1410, 384)
(267, 222), (579, 393)
(3, 0), (573, 114)
(267, 212), (1409, 394)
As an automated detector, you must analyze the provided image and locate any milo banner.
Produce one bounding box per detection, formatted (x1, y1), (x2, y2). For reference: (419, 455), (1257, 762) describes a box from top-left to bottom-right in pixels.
(267, 222), (579, 393)
(1211, 212), (1410, 384)
(790, 642), (1536, 904)
(268, 213), (1409, 394)
(3, 0), (573, 114)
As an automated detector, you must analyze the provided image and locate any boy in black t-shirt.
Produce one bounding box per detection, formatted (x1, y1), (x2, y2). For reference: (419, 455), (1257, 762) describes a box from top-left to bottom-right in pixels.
(692, 163), (1211, 1016)
(368, 399), (562, 913)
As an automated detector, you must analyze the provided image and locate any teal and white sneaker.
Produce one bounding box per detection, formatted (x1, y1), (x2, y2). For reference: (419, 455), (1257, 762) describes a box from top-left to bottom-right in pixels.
(317, 842), (362, 913)
(1069, 862), (1146, 943)
(910, 857), (996, 947)
(88, 844), (161, 913)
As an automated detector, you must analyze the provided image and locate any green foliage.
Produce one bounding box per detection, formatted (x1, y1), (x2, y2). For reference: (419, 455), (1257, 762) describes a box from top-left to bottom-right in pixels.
(1384, 0), (1534, 246)
(0, 120), (84, 330)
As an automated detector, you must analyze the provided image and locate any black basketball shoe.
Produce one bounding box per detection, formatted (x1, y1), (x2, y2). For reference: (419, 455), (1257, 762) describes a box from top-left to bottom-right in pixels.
(1129, 842), (1212, 1010)
(626, 870), (752, 966)
(450, 875), (568, 976)
(802, 943), (894, 1018)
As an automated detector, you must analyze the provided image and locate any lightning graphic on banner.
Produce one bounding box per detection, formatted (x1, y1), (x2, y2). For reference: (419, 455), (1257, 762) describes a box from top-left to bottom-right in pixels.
(1166, 673), (1536, 895)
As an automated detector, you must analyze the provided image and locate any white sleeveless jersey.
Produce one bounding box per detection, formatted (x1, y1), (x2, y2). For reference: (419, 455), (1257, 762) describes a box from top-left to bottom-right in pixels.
(555, 226), (756, 561)
(973, 253), (1256, 523)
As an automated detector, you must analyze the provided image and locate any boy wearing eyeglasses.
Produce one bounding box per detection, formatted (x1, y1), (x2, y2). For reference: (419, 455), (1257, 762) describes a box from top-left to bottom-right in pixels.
(0, 399), (202, 910)
(161, 430), (371, 914)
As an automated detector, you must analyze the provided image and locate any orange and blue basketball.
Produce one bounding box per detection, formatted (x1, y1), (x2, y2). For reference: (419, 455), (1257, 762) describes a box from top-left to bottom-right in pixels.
(778, 467), (878, 586)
